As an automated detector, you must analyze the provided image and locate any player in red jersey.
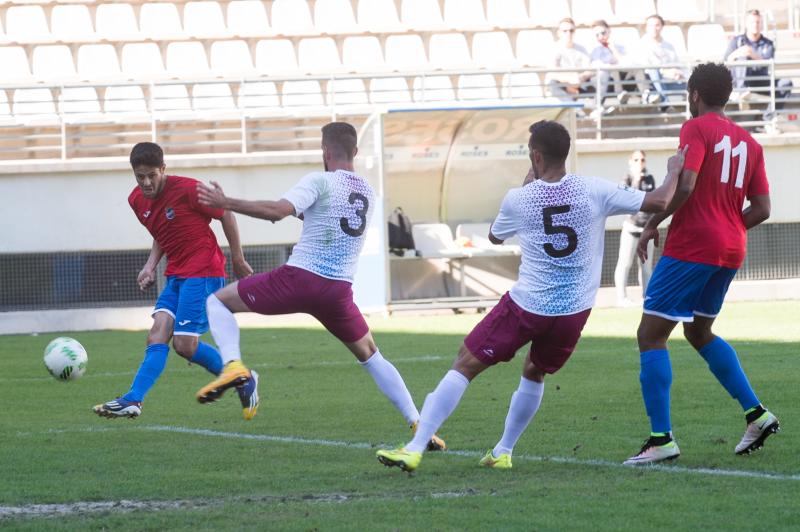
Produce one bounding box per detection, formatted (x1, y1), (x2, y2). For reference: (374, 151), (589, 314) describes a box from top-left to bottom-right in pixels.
(625, 63), (779, 464)
(93, 142), (254, 420)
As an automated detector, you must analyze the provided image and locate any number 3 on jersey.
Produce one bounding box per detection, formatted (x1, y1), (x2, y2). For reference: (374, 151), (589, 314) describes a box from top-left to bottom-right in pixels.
(714, 134), (747, 188)
(542, 205), (578, 258)
(340, 192), (369, 237)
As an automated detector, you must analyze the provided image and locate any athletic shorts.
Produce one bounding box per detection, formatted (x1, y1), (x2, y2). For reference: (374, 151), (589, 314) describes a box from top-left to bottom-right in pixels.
(154, 276), (226, 336)
(464, 292), (591, 374)
(643, 256), (738, 322)
(237, 265), (369, 343)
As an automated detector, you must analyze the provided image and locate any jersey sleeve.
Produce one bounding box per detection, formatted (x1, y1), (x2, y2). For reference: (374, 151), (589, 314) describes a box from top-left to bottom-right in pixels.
(679, 120), (706, 173)
(490, 190), (519, 240)
(746, 144), (770, 197)
(592, 177), (645, 216)
(188, 180), (225, 219)
(281, 172), (323, 216)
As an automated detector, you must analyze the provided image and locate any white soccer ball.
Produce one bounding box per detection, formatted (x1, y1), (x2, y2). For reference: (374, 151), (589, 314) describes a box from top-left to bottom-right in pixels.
(43, 337), (88, 381)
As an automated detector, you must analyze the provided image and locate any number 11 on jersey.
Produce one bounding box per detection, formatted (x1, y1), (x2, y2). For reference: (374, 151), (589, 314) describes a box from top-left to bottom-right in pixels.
(714, 134), (747, 189)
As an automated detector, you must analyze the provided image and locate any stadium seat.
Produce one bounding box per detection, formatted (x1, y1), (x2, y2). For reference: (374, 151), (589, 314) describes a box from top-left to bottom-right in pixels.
(774, 29), (800, 60)
(401, 0), (444, 30)
(13, 88), (57, 121)
(255, 39), (299, 75)
(472, 32), (517, 69)
(314, 0), (360, 34)
(271, 0), (315, 36)
(614, 0), (656, 24)
(443, 0), (486, 30)
(5, 5), (51, 43)
(96, 4), (140, 41)
(458, 74), (499, 100)
(662, 25), (688, 59)
(574, 28), (597, 54)
(429, 33), (472, 70)
(51, 5), (95, 42)
(32, 45), (77, 82)
(298, 37), (342, 74)
(411, 224), (470, 258)
(184, 1), (227, 38)
(59, 87), (102, 119)
(657, 0), (708, 23)
(357, 0), (403, 32)
(687, 24), (728, 61)
(77, 44), (121, 81)
(103, 85), (148, 114)
(152, 84), (192, 113)
(370, 77), (412, 104)
(528, 0), (570, 28)
(327, 78), (369, 106)
(0, 91), (11, 120)
(0, 46), (34, 82)
(239, 81), (281, 112)
(609, 26), (642, 56)
(343, 36), (385, 73)
(486, 0), (531, 29)
(455, 223), (520, 253)
(501, 72), (545, 99)
(570, 0), (615, 26)
(121, 43), (168, 80)
(516, 30), (555, 66)
(281, 80), (325, 107)
(227, 1), (271, 37)
(210, 40), (256, 77)
(384, 35), (428, 72)
(165, 42), (211, 78)
(413, 76), (455, 102)
(139, 3), (184, 40)
(192, 82), (237, 111)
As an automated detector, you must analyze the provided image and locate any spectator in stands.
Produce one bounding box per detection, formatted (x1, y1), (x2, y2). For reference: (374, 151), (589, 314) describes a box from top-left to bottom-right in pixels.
(614, 150), (655, 306)
(725, 9), (793, 110)
(638, 14), (687, 109)
(590, 20), (631, 114)
(546, 18), (594, 108)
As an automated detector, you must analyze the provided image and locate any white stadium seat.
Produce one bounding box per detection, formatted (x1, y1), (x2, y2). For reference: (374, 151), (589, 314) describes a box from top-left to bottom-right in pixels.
(614, 0), (656, 24)
(59, 87), (102, 118)
(516, 30), (555, 67)
(501, 72), (544, 99)
(210, 40), (256, 77)
(609, 26), (642, 56)
(165, 42), (211, 78)
(343, 36), (385, 73)
(77, 44), (121, 81)
(370, 77), (412, 104)
(239, 81), (281, 111)
(0, 46), (34, 82)
(458, 74), (499, 100)
(384, 35), (428, 71)
(443, 0), (486, 29)
(271, 0), (315, 35)
(401, 0), (444, 30)
(662, 25), (688, 59)
(5, 5), (51, 43)
(357, 0), (403, 32)
(103, 85), (148, 114)
(0, 91), (11, 119)
(472, 32), (516, 69)
(687, 24), (728, 61)
(51, 5), (95, 42)
(486, 0), (530, 29)
(152, 84), (192, 112)
(139, 3), (184, 40)
(32, 45), (77, 82)
(314, 0), (360, 34)
(327, 79), (369, 106)
(298, 37), (341, 74)
(192, 83), (236, 111)
(184, 1), (227, 38)
(570, 0), (615, 26)
(528, 0), (570, 28)
(429, 33), (471, 70)
(121, 43), (167, 79)
(657, 0), (707, 23)
(96, 4), (140, 41)
(411, 224), (469, 258)
(13, 88), (57, 120)
(255, 39), (299, 75)
(281, 80), (325, 107)
(227, 1), (270, 37)
(574, 28), (597, 53)
(413, 76), (455, 102)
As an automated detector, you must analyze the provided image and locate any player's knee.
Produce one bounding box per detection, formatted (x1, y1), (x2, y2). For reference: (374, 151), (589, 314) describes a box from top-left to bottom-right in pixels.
(172, 338), (197, 359)
(683, 325), (712, 350)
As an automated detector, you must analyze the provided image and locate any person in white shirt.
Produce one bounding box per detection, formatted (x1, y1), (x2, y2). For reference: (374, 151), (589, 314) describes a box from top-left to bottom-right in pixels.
(375, 120), (686, 473)
(590, 19), (631, 112)
(639, 14), (687, 108)
(546, 18), (594, 104)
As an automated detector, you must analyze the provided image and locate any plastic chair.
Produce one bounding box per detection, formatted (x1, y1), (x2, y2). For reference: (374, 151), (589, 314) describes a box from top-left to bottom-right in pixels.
(121, 43), (167, 79)
(104, 85), (148, 114)
(327, 79), (369, 105)
(96, 4), (140, 41)
(516, 30), (555, 66)
(357, 0), (403, 31)
(239, 81), (281, 111)
(152, 84), (192, 113)
(458, 74), (499, 100)
(271, 0), (315, 35)
(385, 35), (428, 71)
(77, 44), (121, 81)
(184, 1), (227, 38)
(486, 0), (530, 28)
(472, 31), (517, 69)
(570, 0), (615, 26)
(13, 88), (57, 120)
(528, 0), (570, 28)
(687, 24), (728, 61)
(400, 0), (444, 30)
(255, 39), (299, 75)
(314, 0), (360, 34)
(443, 0), (486, 29)
(657, 0), (707, 23)
(429, 33), (471, 70)
(51, 5), (95, 42)
(281, 80), (325, 107)
(370, 77), (412, 104)
(614, 0), (656, 24)
(0, 46), (34, 82)
(343, 36), (385, 73)
(5, 5), (51, 43)
(210, 40), (256, 77)
(165, 42), (211, 78)
(501, 72), (544, 99)
(413, 76), (455, 102)
(298, 37), (341, 74)
(192, 83), (237, 111)
(32, 45), (77, 82)
(140, 3), (184, 39)
(227, 1), (270, 37)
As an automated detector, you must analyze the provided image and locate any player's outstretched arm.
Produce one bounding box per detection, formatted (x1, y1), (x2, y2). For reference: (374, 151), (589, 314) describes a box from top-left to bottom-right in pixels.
(138, 239), (163, 291)
(742, 194), (771, 229)
(639, 145), (689, 214)
(197, 181), (295, 223)
(220, 210), (254, 279)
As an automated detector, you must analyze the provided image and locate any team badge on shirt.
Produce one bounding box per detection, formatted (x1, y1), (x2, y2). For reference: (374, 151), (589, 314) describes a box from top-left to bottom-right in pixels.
(617, 184), (635, 193)
(165, 207), (175, 220)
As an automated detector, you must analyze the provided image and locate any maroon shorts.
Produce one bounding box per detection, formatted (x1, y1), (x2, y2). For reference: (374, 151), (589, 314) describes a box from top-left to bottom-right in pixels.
(464, 292), (591, 374)
(237, 265), (369, 343)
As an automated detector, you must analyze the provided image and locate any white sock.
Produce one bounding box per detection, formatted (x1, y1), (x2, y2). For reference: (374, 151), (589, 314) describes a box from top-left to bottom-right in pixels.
(206, 294), (241, 365)
(493, 377), (544, 457)
(406, 370), (470, 453)
(360, 350), (420, 425)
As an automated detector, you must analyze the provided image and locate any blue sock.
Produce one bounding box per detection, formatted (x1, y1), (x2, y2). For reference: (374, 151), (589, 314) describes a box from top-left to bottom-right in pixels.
(699, 336), (759, 411)
(639, 349), (672, 434)
(190, 341), (223, 376)
(124, 343), (169, 403)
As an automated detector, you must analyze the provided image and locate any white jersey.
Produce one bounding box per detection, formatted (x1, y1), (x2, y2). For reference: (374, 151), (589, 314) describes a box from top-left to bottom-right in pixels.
(282, 170), (374, 282)
(491, 174), (645, 315)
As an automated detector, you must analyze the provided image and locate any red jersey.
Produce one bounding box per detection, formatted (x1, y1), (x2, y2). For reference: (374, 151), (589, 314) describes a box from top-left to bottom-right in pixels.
(129, 175), (226, 278)
(663, 113), (770, 268)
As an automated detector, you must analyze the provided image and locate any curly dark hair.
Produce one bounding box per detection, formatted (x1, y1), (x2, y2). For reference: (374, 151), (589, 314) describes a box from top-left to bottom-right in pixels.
(129, 142), (164, 168)
(528, 120), (571, 165)
(688, 63), (733, 107)
(321, 121), (358, 160)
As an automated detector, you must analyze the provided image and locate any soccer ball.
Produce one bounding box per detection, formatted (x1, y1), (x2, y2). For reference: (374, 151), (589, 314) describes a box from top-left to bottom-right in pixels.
(44, 337), (88, 381)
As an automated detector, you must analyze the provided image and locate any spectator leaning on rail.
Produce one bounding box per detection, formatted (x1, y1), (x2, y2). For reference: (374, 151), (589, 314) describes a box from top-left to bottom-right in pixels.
(637, 14), (687, 110)
(546, 18), (594, 110)
(724, 8), (793, 111)
(590, 19), (632, 115)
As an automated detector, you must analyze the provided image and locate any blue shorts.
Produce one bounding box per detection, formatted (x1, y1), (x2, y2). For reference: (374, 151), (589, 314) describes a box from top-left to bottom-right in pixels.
(153, 276), (226, 336)
(643, 256), (737, 322)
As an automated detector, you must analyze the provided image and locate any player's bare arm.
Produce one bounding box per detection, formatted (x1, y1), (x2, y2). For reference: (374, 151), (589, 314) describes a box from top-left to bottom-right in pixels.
(742, 194), (771, 229)
(220, 210), (254, 279)
(137, 239), (163, 291)
(639, 145), (689, 214)
(197, 181), (296, 222)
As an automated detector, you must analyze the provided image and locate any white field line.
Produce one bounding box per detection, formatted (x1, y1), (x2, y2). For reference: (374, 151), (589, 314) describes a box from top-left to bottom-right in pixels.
(3, 355), (446, 382)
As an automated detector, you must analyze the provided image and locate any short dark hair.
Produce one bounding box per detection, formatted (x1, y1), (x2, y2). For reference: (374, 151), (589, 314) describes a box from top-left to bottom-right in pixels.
(528, 120), (571, 165)
(646, 14), (665, 25)
(746, 9), (761, 16)
(593, 19), (610, 30)
(321, 122), (357, 160)
(130, 142), (164, 168)
(688, 62), (733, 107)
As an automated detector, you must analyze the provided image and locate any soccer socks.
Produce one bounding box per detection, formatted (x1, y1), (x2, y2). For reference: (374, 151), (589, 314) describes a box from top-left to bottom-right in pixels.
(360, 350), (420, 425)
(639, 349), (673, 434)
(124, 343), (169, 403)
(190, 341), (224, 376)
(699, 336), (760, 411)
(493, 377), (544, 457)
(206, 294), (242, 365)
(406, 370), (470, 453)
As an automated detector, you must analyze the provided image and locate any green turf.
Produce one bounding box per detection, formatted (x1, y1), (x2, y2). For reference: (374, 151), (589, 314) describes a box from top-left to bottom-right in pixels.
(1, 300), (798, 530)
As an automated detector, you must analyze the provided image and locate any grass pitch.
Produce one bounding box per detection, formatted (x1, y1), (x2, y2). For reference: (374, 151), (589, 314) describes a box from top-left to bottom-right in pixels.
(1, 300), (798, 530)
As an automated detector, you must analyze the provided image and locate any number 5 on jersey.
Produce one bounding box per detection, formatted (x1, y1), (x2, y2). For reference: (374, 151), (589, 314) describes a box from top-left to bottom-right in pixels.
(543, 205), (578, 258)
